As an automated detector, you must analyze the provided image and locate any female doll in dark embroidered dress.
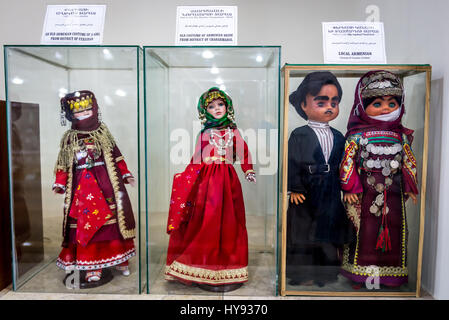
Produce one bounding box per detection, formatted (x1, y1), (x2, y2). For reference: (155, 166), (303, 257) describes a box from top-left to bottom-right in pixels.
(165, 87), (256, 292)
(340, 71), (418, 288)
(53, 90), (136, 286)
(287, 72), (351, 287)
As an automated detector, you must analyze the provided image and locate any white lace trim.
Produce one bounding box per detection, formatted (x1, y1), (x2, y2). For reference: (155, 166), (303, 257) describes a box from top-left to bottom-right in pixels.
(56, 248), (136, 271)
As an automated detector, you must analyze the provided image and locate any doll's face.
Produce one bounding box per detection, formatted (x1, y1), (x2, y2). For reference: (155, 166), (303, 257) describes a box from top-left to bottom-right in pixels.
(73, 109), (93, 121)
(365, 95), (400, 117)
(301, 84), (340, 122)
(206, 98), (227, 119)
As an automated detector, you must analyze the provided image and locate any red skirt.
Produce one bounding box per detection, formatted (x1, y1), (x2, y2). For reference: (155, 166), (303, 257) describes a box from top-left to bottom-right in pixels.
(165, 163), (248, 286)
(56, 239), (135, 271)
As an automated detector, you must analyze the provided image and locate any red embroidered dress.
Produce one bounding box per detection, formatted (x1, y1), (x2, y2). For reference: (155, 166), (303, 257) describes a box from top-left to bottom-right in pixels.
(339, 71), (419, 287)
(165, 127), (254, 286)
(54, 91), (135, 272)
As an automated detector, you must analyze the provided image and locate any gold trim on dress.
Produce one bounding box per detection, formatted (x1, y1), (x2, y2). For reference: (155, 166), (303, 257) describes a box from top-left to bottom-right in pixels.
(165, 261), (248, 285)
(103, 147), (135, 239)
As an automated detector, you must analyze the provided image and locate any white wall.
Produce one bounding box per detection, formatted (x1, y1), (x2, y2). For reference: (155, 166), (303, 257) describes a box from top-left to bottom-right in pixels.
(1, 0), (449, 299)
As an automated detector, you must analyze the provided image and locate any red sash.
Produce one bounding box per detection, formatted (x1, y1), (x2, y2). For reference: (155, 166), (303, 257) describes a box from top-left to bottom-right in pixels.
(166, 164), (202, 234)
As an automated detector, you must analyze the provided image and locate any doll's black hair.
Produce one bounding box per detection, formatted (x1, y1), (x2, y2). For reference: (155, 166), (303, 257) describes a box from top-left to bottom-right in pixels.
(362, 96), (402, 109)
(289, 71), (342, 120)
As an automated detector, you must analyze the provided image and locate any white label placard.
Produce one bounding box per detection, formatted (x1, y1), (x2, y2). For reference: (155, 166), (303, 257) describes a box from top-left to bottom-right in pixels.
(322, 22), (386, 64)
(175, 6), (237, 45)
(41, 5), (106, 45)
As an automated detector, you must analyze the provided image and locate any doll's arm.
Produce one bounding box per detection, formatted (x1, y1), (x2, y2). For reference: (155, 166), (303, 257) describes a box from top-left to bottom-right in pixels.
(401, 134), (419, 196)
(113, 145), (134, 183)
(53, 170), (68, 194)
(233, 129), (255, 180)
(340, 134), (363, 196)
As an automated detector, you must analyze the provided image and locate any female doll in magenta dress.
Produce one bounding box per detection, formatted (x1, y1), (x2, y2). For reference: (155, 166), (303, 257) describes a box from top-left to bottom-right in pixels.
(53, 90), (136, 285)
(340, 71), (419, 288)
(165, 87), (256, 292)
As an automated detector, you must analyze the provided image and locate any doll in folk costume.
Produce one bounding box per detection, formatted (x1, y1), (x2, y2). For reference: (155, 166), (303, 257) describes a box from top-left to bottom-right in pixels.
(165, 87), (256, 292)
(286, 71), (352, 287)
(53, 90), (136, 286)
(340, 70), (418, 288)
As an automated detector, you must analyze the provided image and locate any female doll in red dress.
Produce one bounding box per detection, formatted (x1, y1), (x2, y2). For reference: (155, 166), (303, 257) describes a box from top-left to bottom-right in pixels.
(53, 90), (136, 286)
(165, 87), (256, 292)
(340, 71), (418, 288)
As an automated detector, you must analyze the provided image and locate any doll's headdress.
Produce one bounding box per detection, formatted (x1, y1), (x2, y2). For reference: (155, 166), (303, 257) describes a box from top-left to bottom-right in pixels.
(360, 71), (403, 99)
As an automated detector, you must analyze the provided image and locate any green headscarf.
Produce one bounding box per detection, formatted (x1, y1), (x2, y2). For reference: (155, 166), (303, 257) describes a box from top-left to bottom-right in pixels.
(197, 87), (236, 132)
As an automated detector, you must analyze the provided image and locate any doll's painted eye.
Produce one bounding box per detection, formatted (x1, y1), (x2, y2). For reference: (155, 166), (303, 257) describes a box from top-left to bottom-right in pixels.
(389, 102), (397, 108)
(373, 102), (381, 108)
(331, 102), (338, 108)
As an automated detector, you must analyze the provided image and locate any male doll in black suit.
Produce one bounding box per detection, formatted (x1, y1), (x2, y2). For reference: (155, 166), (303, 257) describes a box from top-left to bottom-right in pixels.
(286, 71), (350, 287)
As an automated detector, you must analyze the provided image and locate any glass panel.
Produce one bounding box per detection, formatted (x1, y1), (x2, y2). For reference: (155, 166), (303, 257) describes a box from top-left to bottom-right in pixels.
(5, 46), (143, 294)
(282, 66), (428, 295)
(145, 46), (280, 296)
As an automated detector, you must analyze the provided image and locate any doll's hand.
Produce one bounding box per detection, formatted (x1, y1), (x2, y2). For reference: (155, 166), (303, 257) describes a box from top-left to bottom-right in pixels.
(53, 187), (64, 194)
(344, 193), (360, 204)
(245, 172), (256, 183)
(405, 192), (418, 204)
(126, 177), (136, 187)
(290, 193), (306, 205)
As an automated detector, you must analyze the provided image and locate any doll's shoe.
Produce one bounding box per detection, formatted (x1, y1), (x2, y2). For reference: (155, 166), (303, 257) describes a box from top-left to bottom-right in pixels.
(86, 270), (102, 282)
(116, 262), (130, 276)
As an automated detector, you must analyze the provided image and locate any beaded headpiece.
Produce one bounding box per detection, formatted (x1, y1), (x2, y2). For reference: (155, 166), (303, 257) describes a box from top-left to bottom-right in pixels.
(67, 94), (94, 113)
(360, 71), (403, 99)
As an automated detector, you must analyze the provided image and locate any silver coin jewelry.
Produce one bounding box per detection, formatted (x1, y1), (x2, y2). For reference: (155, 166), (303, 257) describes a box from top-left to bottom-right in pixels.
(209, 128), (234, 156)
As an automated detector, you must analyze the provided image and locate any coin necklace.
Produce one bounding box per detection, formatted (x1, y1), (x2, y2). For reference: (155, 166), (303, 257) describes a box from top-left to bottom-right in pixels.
(209, 128), (234, 156)
(359, 136), (403, 217)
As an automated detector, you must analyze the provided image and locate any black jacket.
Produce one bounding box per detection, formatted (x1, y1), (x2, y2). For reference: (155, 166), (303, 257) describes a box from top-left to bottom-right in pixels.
(287, 125), (349, 245)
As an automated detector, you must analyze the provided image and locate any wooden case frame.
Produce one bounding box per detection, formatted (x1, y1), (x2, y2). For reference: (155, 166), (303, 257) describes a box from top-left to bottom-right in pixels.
(279, 64), (431, 297)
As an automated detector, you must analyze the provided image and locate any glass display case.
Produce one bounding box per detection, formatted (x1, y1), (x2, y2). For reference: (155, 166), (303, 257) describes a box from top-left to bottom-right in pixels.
(4, 45), (145, 294)
(279, 64), (431, 297)
(144, 46), (280, 296)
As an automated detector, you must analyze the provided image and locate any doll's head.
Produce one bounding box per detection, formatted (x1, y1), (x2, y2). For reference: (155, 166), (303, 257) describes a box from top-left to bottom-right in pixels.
(289, 71), (342, 122)
(198, 87), (235, 125)
(60, 90), (101, 130)
(359, 71), (403, 121)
